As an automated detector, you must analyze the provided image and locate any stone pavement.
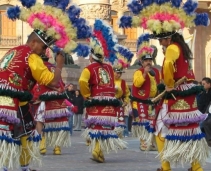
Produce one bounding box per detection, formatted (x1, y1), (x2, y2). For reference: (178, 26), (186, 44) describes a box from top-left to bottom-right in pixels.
(29, 131), (210, 171)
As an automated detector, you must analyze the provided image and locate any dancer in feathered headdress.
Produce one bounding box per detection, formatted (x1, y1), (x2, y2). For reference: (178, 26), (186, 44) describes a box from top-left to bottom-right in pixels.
(110, 45), (133, 138)
(0, 1), (91, 170)
(130, 33), (161, 152)
(31, 48), (77, 157)
(120, 1), (210, 171)
(79, 19), (127, 163)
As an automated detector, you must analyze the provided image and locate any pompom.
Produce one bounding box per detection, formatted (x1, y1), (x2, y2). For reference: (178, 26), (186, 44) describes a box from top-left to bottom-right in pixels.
(57, 0), (70, 11)
(141, 0), (154, 7)
(7, 6), (21, 20)
(127, 0), (142, 15)
(20, 0), (36, 8)
(194, 13), (210, 26)
(183, 0), (198, 15)
(73, 44), (90, 57)
(171, 0), (182, 8)
(119, 16), (132, 28)
(154, 0), (170, 5)
(44, 0), (58, 7)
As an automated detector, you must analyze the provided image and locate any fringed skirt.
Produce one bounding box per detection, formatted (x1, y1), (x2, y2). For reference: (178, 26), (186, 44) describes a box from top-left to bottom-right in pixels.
(35, 99), (73, 148)
(0, 129), (20, 169)
(155, 82), (210, 165)
(132, 102), (156, 148)
(82, 105), (127, 154)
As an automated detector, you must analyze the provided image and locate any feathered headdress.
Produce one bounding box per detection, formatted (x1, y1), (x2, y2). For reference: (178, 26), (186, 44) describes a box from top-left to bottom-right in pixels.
(89, 19), (117, 62)
(136, 33), (153, 60)
(7, 0), (91, 57)
(119, 0), (210, 38)
(112, 44), (134, 72)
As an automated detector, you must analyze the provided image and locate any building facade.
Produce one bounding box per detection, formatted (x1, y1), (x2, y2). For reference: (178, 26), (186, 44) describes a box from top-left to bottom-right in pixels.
(0, 0), (211, 82)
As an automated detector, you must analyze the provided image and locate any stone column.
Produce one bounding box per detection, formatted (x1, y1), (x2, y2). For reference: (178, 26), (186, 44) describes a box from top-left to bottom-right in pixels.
(117, 10), (124, 35)
(79, 0), (111, 25)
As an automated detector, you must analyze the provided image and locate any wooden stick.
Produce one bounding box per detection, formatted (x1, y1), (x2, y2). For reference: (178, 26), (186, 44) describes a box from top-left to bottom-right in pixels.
(151, 76), (187, 103)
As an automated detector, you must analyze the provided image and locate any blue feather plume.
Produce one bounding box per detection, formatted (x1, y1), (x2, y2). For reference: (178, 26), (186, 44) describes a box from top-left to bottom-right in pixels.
(94, 19), (117, 58)
(127, 0), (142, 15)
(72, 18), (92, 39)
(20, 0), (36, 8)
(154, 0), (170, 5)
(117, 45), (134, 62)
(73, 44), (90, 57)
(171, 0), (182, 8)
(57, 0), (69, 11)
(137, 33), (150, 50)
(194, 13), (210, 26)
(107, 52), (118, 64)
(67, 5), (81, 24)
(141, 0), (154, 7)
(119, 16), (132, 28)
(183, 0), (198, 15)
(7, 6), (21, 20)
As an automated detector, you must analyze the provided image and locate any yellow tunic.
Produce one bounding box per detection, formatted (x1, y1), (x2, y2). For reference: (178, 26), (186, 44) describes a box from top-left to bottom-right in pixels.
(19, 54), (54, 106)
(162, 44), (180, 88)
(78, 68), (91, 99)
(114, 78), (130, 104)
(132, 70), (157, 109)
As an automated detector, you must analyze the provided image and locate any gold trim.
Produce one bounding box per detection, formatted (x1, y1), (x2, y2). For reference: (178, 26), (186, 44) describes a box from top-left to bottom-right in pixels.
(0, 96), (15, 107)
(171, 99), (190, 110)
(101, 106), (115, 114)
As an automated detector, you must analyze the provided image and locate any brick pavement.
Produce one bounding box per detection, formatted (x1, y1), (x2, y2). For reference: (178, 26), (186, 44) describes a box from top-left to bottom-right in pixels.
(13, 131), (211, 171)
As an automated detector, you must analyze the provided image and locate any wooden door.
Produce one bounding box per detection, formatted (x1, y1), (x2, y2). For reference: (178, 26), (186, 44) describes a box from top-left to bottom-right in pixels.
(111, 15), (118, 33)
(1, 11), (16, 37)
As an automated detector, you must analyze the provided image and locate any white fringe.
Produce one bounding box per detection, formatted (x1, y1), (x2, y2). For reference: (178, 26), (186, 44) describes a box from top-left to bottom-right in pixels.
(176, 83), (195, 91)
(92, 96), (117, 100)
(45, 108), (69, 116)
(114, 127), (124, 139)
(0, 131), (20, 169)
(168, 110), (205, 120)
(45, 121), (71, 147)
(82, 128), (127, 154)
(0, 108), (17, 119)
(87, 115), (117, 123)
(132, 125), (154, 150)
(158, 128), (210, 166)
(25, 131), (42, 167)
(0, 140), (20, 169)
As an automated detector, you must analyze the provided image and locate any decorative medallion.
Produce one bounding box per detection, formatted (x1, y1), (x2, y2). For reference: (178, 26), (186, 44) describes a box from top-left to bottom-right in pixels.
(98, 67), (110, 85)
(0, 50), (16, 71)
(9, 73), (22, 86)
(138, 90), (145, 96)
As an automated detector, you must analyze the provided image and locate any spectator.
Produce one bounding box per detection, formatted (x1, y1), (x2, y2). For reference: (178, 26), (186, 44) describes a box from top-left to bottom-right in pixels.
(197, 77), (211, 113)
(123, 102), (132, 137)
(198, 77), (211, 146)
(66, 84), (75, 135)
(73, 90), (84, 131)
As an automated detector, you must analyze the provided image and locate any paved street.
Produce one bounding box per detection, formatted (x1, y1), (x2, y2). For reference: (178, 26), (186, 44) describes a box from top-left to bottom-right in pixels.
(29, 131), (210, 171)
